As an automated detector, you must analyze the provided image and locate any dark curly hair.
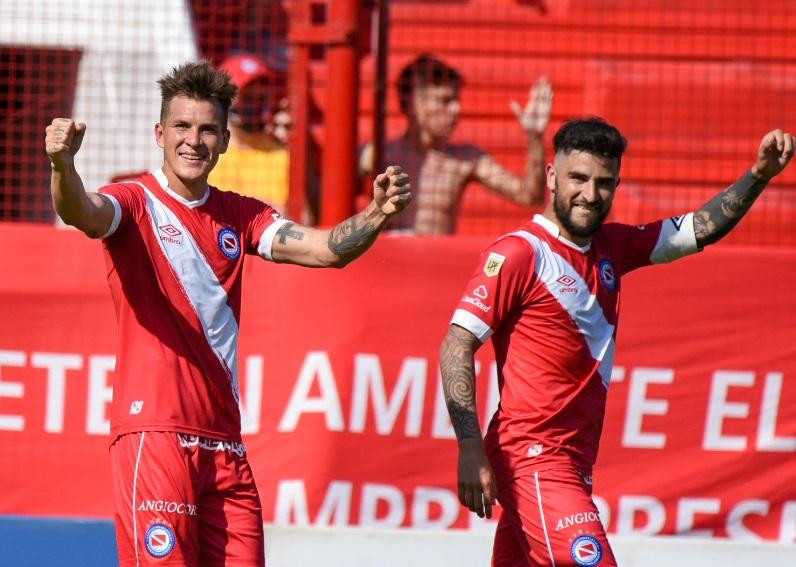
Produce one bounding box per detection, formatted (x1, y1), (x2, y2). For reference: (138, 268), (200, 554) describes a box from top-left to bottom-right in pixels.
(553, 117), (627, 165)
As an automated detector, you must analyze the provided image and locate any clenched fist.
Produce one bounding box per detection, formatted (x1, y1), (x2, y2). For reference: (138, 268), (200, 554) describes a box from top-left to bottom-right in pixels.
(373, 165), (412, 216)
(45, 118), (86, 170)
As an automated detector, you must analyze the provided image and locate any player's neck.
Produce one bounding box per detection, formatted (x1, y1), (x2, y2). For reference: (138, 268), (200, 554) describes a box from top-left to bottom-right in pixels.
(160, 166), (208, 202)
(540, 207), (593, 247)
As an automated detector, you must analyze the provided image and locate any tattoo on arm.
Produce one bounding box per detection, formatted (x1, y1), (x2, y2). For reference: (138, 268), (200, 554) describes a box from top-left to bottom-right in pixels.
(327, 212), (379, 261)
(276, 222), (305, 245)
(694, 171), (768, 247)
(440, 325), (482, 442)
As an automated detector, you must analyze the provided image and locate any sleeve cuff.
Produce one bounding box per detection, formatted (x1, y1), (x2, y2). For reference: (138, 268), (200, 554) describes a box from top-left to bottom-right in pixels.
(257, 218), (290, 261)
(451, 309), (493, 342)
(99, 193), (122, 239)
(650, 212), (699, 264)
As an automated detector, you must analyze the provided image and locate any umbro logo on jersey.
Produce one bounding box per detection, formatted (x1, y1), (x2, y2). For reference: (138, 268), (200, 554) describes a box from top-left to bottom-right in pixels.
(557, 274), (577, 293)
(158, 224), (183, 245)
(557, 275), (576, 286)
(218, 228), (241, 260)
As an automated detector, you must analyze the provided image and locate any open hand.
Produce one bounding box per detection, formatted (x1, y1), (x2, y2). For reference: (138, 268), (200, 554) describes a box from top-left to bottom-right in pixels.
(510, 76), (553, 136)
(751, 129), (794, 180)
(373, 165), (412, 216)
(45, 118), (86, 170)
(457, 438), (497, 519)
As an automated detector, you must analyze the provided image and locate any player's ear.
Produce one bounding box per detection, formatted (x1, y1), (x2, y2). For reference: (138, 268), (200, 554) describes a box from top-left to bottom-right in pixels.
(155, 123), (165, 149)
(220, 128), (230, 154)
(545, 163), (556, 192)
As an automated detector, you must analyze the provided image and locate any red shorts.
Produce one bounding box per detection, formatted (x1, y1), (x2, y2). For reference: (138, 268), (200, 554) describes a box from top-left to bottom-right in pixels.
(492, 468), (616, 567)
(110, 431), (265, 566)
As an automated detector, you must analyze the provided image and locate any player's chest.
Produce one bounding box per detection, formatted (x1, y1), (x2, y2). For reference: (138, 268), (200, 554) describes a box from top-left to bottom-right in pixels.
(139, 208), (245, 282)
(531, 249), (621, 320)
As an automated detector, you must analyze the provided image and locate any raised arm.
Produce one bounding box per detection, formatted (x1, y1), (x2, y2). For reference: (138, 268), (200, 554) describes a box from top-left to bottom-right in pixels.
(694, 129), (794, 248)
(271, 166), (411, 267)
(45, 118), (115, 238)
(440, 324), (496, 518)
(473, 76), (553, 207)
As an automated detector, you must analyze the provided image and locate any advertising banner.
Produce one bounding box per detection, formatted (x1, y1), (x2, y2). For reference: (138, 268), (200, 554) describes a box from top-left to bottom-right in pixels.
(0, 224), (793, 541)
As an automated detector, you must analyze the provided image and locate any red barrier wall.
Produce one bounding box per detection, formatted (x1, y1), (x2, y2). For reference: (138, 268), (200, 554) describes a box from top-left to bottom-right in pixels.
(0, 223), (794, 541)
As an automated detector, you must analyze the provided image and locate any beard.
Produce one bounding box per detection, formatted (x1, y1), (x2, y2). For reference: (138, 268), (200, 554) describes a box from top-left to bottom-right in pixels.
(552, 180), (611, 239)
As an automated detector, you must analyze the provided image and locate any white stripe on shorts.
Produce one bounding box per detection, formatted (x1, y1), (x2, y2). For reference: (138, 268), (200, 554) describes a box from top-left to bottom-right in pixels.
(132, 432), (146, 566)
(534, 471), (557, 567)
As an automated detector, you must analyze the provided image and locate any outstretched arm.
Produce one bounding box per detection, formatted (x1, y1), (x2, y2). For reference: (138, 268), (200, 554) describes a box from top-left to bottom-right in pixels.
(440, 324), (496, 518)
(474, 76), (553, 207)
(271, 166), (411, 267)
(694, 129), (794, 248)
(46, 118), (115, 238)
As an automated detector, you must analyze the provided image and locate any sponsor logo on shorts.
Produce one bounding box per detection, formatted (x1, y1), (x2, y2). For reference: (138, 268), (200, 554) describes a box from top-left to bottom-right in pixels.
(556, 511), (602, 531)
(158, 224), (183, 245)
(599, 259), (617, 292)
(177, 433), (246, 457)
(217, 228), (241, 260)
(570, 534), (603, 566)
(138, 500), (198, 516)
(483, 252), (506, 277)
(473, 285), (488, 299)
(463, 295), (491, 313)
(145, 522), (176, 558)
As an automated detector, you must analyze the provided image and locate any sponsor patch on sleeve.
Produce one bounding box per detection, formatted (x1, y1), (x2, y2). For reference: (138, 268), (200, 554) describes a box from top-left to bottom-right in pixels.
(483, 252), (506, 277)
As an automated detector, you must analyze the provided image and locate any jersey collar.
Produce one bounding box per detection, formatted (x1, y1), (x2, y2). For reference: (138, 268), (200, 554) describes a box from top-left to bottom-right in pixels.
(532, 214), (591, 253)
(154, 169), (210, 208)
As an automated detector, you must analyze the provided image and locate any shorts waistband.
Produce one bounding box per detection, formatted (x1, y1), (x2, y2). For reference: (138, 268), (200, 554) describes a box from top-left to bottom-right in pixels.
(177, 433), (246, 457)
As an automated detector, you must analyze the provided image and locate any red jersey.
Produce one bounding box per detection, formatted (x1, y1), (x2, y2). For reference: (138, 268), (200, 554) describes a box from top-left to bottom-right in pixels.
(451, 214), (699, 475)
(98, 170), (287, 442)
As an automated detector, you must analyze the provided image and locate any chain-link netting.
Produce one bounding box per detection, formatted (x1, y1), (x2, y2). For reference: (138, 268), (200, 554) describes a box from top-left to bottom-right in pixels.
(2, 0), (794, 244)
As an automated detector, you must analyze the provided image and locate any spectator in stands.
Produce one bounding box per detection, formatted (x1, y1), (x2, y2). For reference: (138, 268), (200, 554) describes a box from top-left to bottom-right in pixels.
(360, 53), (553, 234)
(209, 53), (291, 214)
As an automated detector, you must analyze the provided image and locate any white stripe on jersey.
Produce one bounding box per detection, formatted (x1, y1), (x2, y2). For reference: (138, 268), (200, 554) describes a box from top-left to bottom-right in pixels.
(134, 182), (241, 402)
(510, 230), (616, 389)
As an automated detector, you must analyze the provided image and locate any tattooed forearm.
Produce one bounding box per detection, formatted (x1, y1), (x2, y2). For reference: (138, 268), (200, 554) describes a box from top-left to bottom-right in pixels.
(694, 170), (768, 247)
(440, 325), (482, 442)
(276, 222), (305, 245)
(327, 212), (380, 262)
